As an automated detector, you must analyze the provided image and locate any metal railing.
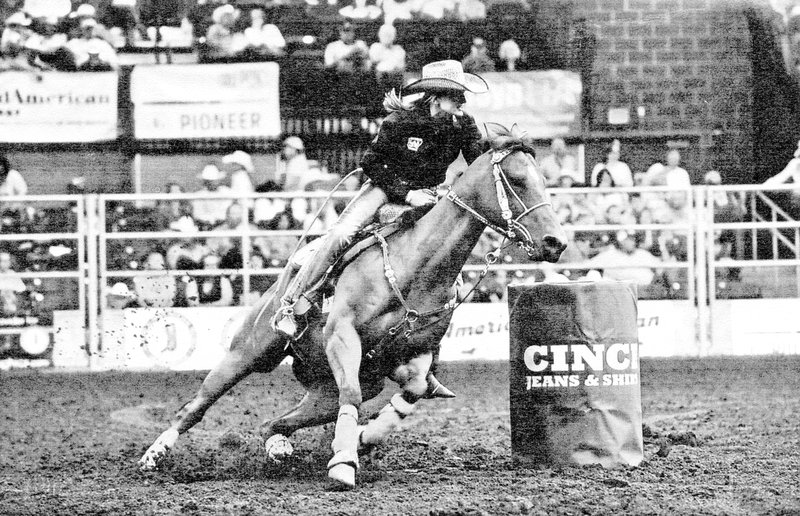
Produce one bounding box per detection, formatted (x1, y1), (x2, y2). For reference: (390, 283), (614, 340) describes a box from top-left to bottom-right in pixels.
(2, 184), (799, 357)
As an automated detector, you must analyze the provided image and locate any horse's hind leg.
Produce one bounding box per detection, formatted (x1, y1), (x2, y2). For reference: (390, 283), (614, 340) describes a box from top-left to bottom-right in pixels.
(138, 348), (260, 470)
(138, 321), (287, 471)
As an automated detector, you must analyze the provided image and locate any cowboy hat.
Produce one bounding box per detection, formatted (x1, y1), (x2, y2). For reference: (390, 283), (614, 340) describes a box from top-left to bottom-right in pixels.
(403, 60), (488, 95)
(107, 282), (135, 298)
(283, 136), (305, 151)
(222, 150), (254, 173)
(197, 164), (225, 181)
(69, 3), (96, 18)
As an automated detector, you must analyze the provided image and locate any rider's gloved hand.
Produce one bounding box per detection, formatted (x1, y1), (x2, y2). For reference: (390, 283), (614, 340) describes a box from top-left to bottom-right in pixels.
(405, 189), (437, 207)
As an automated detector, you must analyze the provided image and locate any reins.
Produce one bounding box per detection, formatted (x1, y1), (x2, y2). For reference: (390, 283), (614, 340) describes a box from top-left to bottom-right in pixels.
(444, 149), (551, 256)
(366, 148), (550, 357)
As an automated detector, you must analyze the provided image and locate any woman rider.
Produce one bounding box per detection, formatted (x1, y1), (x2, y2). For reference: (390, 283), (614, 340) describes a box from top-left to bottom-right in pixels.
(272, 59), (489, 337)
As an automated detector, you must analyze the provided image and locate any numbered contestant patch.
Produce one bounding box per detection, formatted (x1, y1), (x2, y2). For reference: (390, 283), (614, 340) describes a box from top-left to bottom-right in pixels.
(406, 137), (423, 152)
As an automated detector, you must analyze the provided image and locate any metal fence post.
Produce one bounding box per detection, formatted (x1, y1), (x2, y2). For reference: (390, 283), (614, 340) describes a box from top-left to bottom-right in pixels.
(694, 188), (709, 355)
(85, 195), (100, 370)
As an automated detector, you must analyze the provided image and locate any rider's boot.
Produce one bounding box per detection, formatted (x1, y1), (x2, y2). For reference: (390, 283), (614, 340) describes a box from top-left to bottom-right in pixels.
(272, 293), (314, 338)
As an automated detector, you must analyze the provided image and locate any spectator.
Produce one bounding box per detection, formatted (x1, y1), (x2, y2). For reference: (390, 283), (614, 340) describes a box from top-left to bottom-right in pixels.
(99, 0), (146, 47)
(27, 16), (72, 70)
(242, 8), (285, 59)
(155, 182), (197, 232)
(705, 170), (745, 280)
(587, 230), (662, 287)
(133, 251), (178, 307)
(324, 21), (370, 73)
(455, 0), (487, 20)
(590, 139), (633, 187)
(644, 148), (691, 219)
(1, 11), (50, 72)
(197, 252), (233, 306)
(187, 0), (226, 41)
(277, 136), (313, 192)
(0, 155), (27, 197)
(590, 168), (630, 222)
(0, 250), (26, 317)
(106, 281), (137, 309)
(192, 163), (232, 230)
(207, 202), (270, 269)
(66, 18), (119, 71)
(498, 38), (520, 71)
(368, 23), (405, 88)
(167, 238), (209, 270)
(339, 0), (382, 20)
(705, 170), (745, 223)
(205, 3), (247, 62)
(414, 0), (458, 20)
(461, 36), (495, 73)
(643, 148), (690, 187)
(65, 3), (112, 44)
(222, 150), (255, 199)
(381, 0), (414, 24)
(539, 137), (580, 187)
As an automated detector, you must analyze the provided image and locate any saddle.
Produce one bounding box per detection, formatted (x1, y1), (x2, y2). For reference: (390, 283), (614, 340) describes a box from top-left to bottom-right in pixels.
(289, 203), (419, 308)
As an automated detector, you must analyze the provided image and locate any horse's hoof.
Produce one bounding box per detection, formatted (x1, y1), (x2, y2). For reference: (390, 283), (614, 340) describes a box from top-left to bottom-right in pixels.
(264, 434), (294, 464)
(328, 463), (356, 489)
(138, 446), (168, 471)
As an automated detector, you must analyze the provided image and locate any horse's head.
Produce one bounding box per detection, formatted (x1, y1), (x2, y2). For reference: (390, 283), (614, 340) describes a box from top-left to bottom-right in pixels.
(451, 123), (567, 263)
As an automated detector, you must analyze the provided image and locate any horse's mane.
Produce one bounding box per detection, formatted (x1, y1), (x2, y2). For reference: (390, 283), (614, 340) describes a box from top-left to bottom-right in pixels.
(484, 122), (538, 158)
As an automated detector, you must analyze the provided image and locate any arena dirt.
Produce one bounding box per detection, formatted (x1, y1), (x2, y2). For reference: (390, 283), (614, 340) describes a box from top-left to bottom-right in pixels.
(2, 357), (799, 515)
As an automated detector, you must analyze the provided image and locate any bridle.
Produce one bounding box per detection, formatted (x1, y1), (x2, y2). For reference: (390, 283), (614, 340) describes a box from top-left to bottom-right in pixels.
(445, 148), (551, 257)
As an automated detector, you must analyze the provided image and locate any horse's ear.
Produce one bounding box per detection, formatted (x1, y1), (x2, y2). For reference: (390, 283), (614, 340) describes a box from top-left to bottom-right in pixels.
(510, 123), (529, 140)
(484, 122), (509, 140)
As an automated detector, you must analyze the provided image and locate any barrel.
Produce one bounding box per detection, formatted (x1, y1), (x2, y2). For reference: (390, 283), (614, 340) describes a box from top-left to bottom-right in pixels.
(508, 281), (643, 468)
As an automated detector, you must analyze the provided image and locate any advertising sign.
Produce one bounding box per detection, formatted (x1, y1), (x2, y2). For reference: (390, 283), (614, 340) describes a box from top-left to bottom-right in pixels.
(0, 72), (118, 142)
(466, 70), (582, 139)
(130, 62), (281, 139)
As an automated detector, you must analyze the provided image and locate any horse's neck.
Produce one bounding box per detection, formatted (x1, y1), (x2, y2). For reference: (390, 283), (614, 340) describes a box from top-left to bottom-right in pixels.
(405, 193), (486, 284)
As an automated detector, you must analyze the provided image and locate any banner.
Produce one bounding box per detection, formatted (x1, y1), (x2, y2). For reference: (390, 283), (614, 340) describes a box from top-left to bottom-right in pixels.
(466, 70), (582, 139)
(439, 299), (698, 361)
(0, 72), (118, 142)
(130, 62), (281, 139)
(711, 299), (800, 355)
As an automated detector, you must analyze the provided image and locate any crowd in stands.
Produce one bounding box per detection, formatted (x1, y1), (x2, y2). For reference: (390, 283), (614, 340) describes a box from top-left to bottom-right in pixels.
(1, 0), (530, 74)
(0, 123), (760, 313)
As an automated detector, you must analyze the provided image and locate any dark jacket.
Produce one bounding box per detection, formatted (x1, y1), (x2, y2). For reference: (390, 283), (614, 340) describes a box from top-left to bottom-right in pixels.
(360, 108), (484, 202)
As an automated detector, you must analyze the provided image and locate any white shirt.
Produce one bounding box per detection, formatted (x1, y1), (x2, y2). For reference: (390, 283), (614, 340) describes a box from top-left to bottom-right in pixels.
(0, 169), (27, 196)
(243, 24), (285, 53)
(368, 42), (406, 73)
(192, 185), (232, 225)
(590, 160), (633, 187)
(324, 39), (369, 69)
(644, 163), (690, 187)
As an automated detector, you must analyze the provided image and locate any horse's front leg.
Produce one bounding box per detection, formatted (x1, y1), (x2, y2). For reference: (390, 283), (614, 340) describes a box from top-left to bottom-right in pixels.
(324, 313), (363, 489)
(358, 353), (433, 449)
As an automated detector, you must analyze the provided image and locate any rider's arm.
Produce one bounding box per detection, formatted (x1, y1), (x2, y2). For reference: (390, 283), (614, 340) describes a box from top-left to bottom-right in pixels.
(456, 112), (484, 165)
(360, 116), (412, 202)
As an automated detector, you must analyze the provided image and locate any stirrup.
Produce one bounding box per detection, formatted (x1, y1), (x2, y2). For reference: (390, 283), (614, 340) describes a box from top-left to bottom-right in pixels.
(271, 299), (298, 338)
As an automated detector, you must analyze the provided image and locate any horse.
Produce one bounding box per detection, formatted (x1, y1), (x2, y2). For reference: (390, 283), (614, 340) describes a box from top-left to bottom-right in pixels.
(138, 123), (568, 489)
